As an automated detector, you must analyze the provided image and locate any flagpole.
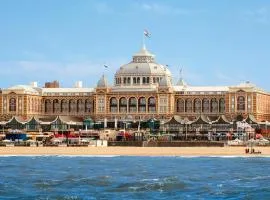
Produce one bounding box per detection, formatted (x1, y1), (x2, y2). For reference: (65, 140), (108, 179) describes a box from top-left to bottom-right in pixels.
(142, 31), (145, 48)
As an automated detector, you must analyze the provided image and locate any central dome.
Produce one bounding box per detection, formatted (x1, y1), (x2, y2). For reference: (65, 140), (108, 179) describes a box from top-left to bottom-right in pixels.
(114, 45), (171, 86)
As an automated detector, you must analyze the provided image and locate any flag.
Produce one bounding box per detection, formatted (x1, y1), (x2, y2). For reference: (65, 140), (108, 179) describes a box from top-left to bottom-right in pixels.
(104, 65), (109, 68)
(144, 29), (151, 38)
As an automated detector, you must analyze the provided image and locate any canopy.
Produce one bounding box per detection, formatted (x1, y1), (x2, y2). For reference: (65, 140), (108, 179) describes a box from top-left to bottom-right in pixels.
(164, 115), (183, 125)
(212, 115), (231, 124)
(191, 115), (210, 125)
(245, 114), (258, 124)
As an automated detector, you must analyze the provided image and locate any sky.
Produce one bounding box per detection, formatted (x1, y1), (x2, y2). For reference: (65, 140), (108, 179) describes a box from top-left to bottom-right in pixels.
(0, 0), (270, 90)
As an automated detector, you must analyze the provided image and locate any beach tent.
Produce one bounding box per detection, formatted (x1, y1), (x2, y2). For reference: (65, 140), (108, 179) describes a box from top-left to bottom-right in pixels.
(245, 114), (258, 125)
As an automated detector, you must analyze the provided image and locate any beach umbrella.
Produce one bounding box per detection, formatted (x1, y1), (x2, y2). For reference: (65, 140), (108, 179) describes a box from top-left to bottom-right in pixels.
(256, 134), (263, 139)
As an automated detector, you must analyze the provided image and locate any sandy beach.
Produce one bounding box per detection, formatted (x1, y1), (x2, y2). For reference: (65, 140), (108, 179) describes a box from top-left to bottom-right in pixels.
(0, 146), (270, 156)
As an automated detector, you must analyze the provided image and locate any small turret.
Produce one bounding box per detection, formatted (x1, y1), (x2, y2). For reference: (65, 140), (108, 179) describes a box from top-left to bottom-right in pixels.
(97, 74), (108, 88)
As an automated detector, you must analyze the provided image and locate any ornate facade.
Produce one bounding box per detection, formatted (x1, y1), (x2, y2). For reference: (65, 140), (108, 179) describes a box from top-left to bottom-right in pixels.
(1, 45), (270, 123)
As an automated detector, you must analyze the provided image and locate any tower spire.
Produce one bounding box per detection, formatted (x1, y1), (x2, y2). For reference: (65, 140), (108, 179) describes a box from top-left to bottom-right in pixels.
(177, 67), (187, 86)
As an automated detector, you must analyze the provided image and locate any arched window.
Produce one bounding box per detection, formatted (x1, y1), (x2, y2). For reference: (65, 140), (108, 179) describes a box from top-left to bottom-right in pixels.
(9, 98), (16, 112)
(61, 100), (68, 113)
(77, 99), (84, 113)
(137, 77), (140, 84)
(45, 99), (52, 113)
(177, 99), (184, 113)
(133, 77), (136, 84)
(110, 97), (118, 113)
(210, 98), (218, 113)
(119, 97), (127, 113)
(185, 99), (192, 113)
(53, 99), (59, 113)
(69, 99), (76, 113)
(237, 96), (245, 111)
(138, 97), (146, 112)
(129, 97), (137, 113)
(85, 99), (93, 113)
(147, 77), (150, 83)
(143, 77), (146, 84)
(194, 98), (201, 113)
(202, 98), (210, 113)
(148, 97), (156, 113)
(219, 98), (225, 113)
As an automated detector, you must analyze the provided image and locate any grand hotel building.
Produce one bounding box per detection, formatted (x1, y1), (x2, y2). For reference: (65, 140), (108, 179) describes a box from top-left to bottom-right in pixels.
(0, 45), (270, 126)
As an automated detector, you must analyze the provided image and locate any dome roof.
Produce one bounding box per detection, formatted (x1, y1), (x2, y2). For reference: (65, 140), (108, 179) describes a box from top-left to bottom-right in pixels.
(159, 76), (171, 87)
(97, 75), (108, 88)
(115, 46), (171, 77)
(116, 62), (171, 76)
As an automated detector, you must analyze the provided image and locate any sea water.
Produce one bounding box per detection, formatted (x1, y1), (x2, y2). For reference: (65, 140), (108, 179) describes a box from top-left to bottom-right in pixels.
(0, 156), (270, 199)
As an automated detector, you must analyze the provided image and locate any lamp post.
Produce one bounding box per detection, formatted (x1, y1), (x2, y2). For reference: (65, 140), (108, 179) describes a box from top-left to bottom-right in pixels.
(208, 122), (212, 141)
(185, 123), (188, 141)
(150, 119), (154, 134)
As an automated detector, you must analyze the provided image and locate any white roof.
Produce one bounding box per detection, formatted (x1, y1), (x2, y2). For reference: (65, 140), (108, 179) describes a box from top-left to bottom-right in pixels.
(4, 85), (41, 95)
(42, 88), (94, 94)
(173, 85), (229, 92)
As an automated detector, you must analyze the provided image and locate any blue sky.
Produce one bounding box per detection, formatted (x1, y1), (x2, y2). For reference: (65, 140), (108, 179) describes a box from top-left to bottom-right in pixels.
(0, 0), (270, 90)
